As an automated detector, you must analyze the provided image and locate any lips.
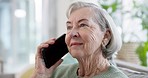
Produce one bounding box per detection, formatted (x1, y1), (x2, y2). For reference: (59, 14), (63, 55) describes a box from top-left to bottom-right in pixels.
(70, 42), (83, 47)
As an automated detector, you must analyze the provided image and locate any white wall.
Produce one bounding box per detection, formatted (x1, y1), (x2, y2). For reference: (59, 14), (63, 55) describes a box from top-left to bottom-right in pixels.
(56, 0), (71, 37)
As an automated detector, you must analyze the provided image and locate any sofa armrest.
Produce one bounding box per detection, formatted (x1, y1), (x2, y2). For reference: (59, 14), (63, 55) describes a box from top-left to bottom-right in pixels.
(115, 59), (148, 78)
(115, 59), (148, 73)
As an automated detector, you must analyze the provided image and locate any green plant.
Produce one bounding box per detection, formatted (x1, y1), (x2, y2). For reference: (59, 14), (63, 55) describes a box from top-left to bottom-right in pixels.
(136, 42), (148, 66)
(133, 0), (148, 66)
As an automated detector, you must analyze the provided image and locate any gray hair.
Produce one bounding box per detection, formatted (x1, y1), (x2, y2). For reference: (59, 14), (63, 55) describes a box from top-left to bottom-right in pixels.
(66, 1), (122, 59)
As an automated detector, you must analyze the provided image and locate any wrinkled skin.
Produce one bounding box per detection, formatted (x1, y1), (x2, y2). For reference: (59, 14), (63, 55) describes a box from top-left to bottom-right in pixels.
(66, 8), (104, 58)
(65, 7), (111, 77)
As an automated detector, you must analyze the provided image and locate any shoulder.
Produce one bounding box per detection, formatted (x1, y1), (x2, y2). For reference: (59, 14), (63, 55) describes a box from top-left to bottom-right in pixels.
(93, 65), (129, 78)
(51, 63), (78, 78)
(107, 65), (128, 78)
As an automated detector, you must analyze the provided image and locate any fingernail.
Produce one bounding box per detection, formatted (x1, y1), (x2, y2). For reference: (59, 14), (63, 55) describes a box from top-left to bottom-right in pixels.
(51, 38), (56, 40)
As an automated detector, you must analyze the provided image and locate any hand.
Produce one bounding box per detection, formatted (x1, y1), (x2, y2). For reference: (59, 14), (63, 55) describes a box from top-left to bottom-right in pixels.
(31, 38), (63, 78)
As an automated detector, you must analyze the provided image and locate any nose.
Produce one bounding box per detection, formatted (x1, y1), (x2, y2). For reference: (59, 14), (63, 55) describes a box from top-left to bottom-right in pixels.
(70, 29), (80, 38)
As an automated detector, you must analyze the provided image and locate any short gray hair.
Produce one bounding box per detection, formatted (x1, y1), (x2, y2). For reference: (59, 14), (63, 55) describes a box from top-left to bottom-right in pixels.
(66, 1), (122, 59)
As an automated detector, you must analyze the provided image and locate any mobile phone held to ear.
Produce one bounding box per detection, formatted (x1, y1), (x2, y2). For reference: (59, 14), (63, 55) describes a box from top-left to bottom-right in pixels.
(42, 34), (68, 68)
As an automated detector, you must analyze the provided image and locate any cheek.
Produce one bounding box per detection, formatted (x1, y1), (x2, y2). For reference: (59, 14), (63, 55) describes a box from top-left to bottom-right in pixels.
(65, 34), (70, 47)
(81, 29), (104, 53)
(81, 28), (103, 43)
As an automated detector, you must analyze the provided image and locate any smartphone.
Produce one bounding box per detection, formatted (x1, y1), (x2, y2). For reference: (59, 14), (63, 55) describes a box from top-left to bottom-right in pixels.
(42, 34), (68, 68)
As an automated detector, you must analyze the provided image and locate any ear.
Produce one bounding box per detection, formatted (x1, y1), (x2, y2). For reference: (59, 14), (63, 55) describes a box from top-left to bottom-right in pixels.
(103, 29), (111, 46)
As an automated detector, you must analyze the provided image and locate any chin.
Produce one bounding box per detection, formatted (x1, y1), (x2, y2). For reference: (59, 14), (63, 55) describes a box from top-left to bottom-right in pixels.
(70, 50), (84, 58)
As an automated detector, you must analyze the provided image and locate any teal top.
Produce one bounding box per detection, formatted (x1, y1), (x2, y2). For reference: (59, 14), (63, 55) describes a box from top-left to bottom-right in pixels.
(51, 63), (128, 78)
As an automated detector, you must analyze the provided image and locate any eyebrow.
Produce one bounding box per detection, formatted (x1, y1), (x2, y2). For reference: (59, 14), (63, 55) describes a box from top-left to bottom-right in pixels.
(78, 19), (88, 23)
(66, 21), (71, 24)
(66, 19), (89, 24)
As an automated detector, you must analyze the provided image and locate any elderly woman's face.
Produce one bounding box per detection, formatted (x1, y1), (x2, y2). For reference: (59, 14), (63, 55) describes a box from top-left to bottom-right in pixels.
(65, 7), (105, 58)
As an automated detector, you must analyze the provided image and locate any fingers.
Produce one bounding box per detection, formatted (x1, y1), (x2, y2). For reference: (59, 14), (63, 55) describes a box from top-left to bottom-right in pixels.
(34, 38), (59, 77)
(35, 38), (57, 70)
(44, 38), (56, 44)
(36, 38), (56, 58)
(49, 59), (63, 71)
(54, 59), (63, 68)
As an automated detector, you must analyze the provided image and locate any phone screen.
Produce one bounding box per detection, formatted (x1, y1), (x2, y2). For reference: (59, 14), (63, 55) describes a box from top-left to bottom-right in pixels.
(42, 34), (68, 68)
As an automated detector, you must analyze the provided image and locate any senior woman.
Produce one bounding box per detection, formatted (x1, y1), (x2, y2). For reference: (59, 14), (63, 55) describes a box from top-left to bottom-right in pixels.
(31, 1), (128, 78)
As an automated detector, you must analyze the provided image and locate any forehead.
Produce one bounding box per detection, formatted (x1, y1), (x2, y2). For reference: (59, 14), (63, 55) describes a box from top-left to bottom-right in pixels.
(68, 7), (94, 22)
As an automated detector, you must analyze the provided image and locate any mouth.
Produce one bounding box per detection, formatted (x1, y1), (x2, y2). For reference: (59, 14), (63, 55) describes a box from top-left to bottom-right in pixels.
(70, 42), (83, 47)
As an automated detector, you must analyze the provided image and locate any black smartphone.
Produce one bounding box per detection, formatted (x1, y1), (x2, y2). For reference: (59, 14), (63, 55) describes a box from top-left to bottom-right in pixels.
(42, 34), (68, 68)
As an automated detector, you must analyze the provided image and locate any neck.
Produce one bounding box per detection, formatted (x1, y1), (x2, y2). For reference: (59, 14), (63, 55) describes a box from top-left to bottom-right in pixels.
(76, 50), (110, 77)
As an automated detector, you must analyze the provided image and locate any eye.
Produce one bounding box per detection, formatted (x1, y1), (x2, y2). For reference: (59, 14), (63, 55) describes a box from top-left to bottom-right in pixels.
(67, 26), (73, 30)
(79, 23), (88, 27)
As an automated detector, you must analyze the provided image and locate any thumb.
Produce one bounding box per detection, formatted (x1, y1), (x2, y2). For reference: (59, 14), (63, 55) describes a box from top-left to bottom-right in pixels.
(49, 59), (63, 71)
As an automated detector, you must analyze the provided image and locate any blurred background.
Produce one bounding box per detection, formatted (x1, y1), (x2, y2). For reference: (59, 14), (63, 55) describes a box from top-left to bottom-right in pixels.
(0, 0), (148, 78)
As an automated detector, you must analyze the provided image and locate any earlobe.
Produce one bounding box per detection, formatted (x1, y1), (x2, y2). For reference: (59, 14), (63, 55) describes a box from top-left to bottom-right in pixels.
(103, 38), (109, 46)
